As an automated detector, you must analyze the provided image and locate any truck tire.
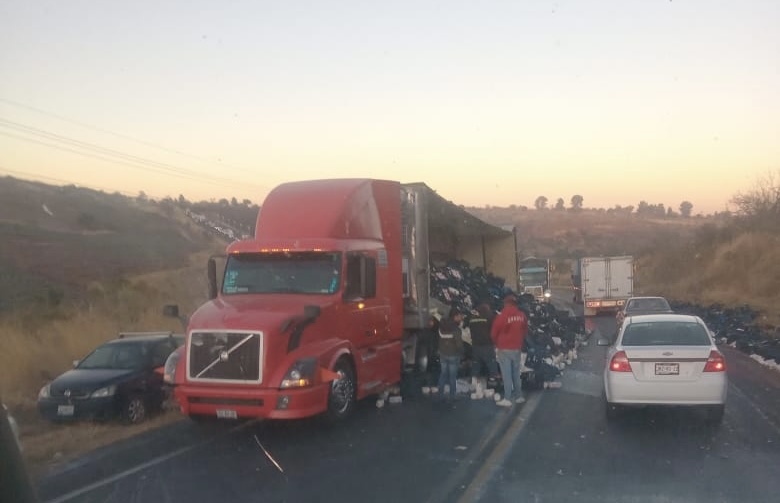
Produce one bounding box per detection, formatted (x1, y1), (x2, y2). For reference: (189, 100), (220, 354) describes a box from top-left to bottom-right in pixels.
(326, 358), (356, 422)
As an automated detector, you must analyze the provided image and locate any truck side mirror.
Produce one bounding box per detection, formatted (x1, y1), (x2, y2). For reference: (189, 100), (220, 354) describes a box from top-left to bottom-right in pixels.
(207, 257), (218, 300)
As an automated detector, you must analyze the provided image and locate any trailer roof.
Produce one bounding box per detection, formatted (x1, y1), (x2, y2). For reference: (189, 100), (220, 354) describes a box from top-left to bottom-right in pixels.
(403, 182), (513, 239)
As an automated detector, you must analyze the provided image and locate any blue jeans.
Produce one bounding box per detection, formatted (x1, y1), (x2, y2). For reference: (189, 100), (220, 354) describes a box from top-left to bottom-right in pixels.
(497, 349), (523, 400)
(471, 345), (499, 378)
(438, 356), (460, 399)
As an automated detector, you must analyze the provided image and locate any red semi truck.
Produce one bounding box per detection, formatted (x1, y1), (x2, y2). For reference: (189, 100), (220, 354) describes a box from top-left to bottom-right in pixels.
(167, 179), (517, 421)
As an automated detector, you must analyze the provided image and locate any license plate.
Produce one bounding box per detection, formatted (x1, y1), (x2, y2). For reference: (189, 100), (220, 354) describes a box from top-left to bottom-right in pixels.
(57, 405), (75, 416)
(655, 363), (680, 375)
(216, 409), (237, 419)
(602, 301), (617, 307)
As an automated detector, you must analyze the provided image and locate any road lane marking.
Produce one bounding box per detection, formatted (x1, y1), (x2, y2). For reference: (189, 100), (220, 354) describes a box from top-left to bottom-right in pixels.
(456, 391), (543, 503)
(44, 420), (257, 503)
(424, 398), (522, 503)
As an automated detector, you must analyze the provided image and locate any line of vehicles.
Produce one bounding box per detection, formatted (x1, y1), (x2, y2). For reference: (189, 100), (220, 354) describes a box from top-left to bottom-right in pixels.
(32, 177), (686, 428)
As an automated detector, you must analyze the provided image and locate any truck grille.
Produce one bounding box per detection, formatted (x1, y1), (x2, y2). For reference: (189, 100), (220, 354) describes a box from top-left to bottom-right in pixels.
(188, 331), (263, 383)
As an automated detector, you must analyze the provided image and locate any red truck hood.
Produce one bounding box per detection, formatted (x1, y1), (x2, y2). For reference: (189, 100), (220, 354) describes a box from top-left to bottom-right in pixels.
(188, 295), (335, 333)
(184, 295), (340, 387)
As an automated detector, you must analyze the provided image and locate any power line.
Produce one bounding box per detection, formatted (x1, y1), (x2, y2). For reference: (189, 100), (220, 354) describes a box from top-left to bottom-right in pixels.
(0, 118), (269, 192)
(0, 97), (268, 182)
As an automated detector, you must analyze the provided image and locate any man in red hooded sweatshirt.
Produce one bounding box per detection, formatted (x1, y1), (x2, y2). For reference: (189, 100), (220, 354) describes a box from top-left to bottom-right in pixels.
(491, 294), (528, 407)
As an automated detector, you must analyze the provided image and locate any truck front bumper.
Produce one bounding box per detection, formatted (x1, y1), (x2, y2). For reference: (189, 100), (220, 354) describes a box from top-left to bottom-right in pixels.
(174, 382), (330, 420)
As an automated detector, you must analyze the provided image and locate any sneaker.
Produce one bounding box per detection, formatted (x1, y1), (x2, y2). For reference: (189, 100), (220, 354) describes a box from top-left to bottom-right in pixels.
(496, 399), (512, 407)
(515, 396), (526, 404)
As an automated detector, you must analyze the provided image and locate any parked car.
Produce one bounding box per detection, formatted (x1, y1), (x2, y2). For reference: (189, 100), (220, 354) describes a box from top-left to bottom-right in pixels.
(599, 314), (727, 425)
(616, 296), (673, 328)
(38, 332), (183, 424)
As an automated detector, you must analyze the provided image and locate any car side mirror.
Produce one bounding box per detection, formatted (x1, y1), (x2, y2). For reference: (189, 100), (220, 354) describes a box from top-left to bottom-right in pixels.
(597, 338), (611, 347)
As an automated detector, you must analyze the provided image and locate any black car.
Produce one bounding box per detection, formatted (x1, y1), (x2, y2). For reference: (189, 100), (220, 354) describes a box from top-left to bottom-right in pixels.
(38, 332), (183, 424)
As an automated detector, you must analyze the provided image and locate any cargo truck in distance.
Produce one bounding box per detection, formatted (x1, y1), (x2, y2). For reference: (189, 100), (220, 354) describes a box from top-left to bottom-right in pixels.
(571, 256), (634, 316)
(166, 179), (518, 422)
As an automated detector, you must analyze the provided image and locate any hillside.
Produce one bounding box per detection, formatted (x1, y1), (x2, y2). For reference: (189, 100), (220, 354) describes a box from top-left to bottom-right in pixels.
(0, 176), (222, 311)
(467, 205), (778, 325)
(467, 206), (710, 258)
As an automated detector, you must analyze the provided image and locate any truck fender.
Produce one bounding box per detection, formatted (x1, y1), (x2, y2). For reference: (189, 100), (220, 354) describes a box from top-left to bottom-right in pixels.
(326, 347), (357, 379)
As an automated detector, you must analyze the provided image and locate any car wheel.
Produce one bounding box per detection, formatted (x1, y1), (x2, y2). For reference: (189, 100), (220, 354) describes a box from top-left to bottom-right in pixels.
(122, 395), (147, 424)
(326, 358), (356, 422)
(704, 404), (725, 426)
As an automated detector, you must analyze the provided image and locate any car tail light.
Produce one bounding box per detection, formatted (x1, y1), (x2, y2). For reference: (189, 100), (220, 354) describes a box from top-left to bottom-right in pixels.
(703, 350), (726, 372)
(609, 351), (632, 372)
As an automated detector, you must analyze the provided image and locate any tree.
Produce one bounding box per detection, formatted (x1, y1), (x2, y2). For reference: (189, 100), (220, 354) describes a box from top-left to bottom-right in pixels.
(136, 190), (147, 202)
(242, 198), (252, 206)
(570, 194), (584, 211)
(730, 170), (780, 219)
(679, 201), (693, 217)
(554, 198), (565, 211)
(534, 196), (548, 210)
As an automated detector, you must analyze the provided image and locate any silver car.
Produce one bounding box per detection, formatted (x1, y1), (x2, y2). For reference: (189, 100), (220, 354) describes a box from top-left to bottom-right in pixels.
(599, 314), (727, 425)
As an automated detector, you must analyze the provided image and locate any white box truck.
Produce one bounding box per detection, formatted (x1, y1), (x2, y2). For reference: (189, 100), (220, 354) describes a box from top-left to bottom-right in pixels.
(572, 256), (634, 316)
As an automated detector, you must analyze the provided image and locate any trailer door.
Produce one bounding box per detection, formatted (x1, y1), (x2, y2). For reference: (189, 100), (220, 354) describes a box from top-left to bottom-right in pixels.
(583, 258), (608, 301)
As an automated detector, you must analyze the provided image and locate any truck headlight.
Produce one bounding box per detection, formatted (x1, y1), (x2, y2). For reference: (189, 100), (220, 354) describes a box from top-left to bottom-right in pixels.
(91, 385), (117, 398)
(164, 347), (182, 385)
(280, 358), (317, 389)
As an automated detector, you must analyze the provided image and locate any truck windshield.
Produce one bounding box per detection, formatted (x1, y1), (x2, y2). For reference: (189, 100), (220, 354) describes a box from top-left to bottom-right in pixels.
(222, 252), (341, 295)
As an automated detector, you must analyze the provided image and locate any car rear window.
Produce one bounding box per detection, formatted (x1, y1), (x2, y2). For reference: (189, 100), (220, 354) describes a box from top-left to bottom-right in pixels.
(626, 298), (670, 312)
(621, 321), (711, 346)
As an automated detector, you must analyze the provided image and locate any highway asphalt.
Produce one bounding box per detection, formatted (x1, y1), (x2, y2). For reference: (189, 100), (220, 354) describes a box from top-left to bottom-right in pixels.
(35, 308), (780, 503)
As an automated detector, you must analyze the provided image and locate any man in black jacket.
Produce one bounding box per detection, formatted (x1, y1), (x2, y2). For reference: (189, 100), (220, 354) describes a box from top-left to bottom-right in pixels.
(468, 303), (499, 394)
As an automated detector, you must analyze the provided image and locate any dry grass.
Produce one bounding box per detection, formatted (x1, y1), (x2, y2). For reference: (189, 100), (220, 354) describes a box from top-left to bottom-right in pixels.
(1, 252), (220, 473)
(638, 231), (780, 326)
(18, 408), (183, 477)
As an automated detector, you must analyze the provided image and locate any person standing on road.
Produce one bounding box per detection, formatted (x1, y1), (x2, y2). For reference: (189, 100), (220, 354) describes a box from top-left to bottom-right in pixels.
(491, 294), (529, 407)
(437, 307), (464, 402)
(468, 303), (499, 389)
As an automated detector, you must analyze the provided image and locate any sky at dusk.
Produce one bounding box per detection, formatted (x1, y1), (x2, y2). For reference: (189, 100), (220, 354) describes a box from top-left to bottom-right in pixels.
(1, 0), (778, 214)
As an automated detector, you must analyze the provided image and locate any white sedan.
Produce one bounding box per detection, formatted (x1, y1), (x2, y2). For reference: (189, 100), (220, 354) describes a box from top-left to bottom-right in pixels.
(598, 314), (727, 425)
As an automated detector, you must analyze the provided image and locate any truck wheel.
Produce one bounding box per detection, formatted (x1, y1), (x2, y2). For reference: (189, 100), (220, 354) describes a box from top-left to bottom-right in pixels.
(121, 395), (147, 424)
(326, 358), (356, 422)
